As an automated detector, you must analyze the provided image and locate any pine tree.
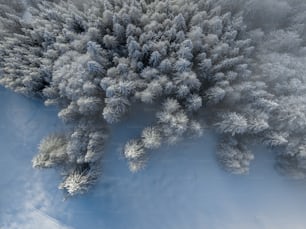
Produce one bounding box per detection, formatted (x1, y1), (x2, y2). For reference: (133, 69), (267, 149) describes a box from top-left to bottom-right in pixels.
(7, 0), (306, 195)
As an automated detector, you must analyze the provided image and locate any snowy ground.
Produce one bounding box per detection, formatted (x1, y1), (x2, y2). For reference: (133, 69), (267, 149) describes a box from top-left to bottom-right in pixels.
(1, 86), (306, 229)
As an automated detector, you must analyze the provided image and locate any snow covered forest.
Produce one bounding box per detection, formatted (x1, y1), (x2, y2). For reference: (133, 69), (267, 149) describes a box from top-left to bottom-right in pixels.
(1, 0), (306, 196)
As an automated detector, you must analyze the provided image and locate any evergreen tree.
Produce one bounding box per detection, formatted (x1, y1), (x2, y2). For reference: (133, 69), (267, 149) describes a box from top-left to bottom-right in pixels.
(4, 0), (306, 195)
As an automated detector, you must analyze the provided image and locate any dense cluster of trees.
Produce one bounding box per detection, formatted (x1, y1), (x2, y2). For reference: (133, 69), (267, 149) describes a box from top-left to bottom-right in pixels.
(1, 0), (306, 195)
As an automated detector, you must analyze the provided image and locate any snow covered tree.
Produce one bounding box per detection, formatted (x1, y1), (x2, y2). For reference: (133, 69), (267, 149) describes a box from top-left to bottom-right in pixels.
(0, 0), (256, 195)
(215, 113), (248, 136)
(59, 163), (100, 196)
(217, 136), (254, 174)
(124, 140), (145, 160)
(33, 133), (68, 168)
(141, 127), (161, 149)
(5, 0), (306, 195)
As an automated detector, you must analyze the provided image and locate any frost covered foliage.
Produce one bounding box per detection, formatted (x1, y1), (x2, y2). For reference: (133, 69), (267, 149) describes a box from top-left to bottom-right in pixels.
(1, 0), (306, 195)
(212, 0), (306, 177)
(244, 0), (306, 178)
(0, 0), (253, 195)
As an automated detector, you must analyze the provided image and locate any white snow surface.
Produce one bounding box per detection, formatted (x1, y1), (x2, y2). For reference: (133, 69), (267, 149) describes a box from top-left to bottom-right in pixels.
(1, 86), (306, 229)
